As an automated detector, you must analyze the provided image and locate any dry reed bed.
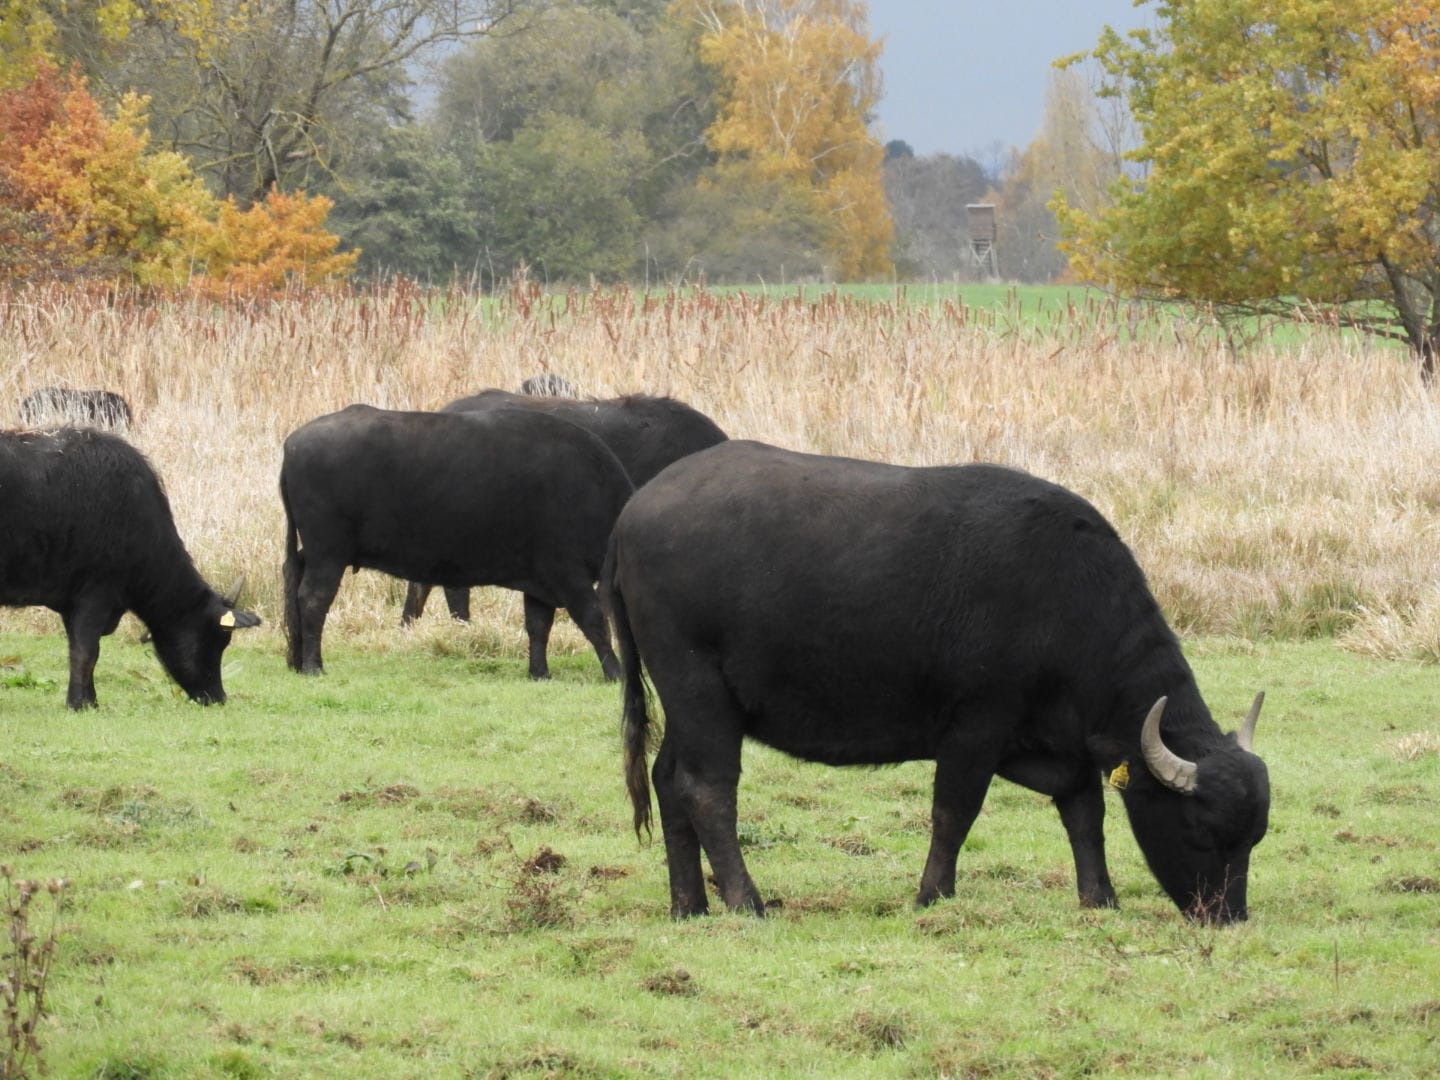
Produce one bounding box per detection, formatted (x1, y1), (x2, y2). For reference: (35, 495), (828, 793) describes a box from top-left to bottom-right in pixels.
(2, 282), (1438, 662)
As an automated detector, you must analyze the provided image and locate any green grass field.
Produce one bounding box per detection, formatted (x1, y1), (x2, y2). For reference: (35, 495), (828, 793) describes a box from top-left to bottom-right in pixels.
(1, 623), (1436, 1079)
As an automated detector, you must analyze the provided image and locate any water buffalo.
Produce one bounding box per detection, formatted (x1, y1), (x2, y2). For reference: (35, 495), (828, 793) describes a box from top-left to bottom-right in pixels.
(0, 428), (261, 709)
(604, 440), (1271, 923)
(19, 387), (132, 430)
(402, 390), (727, 624)
(519, 373), (579, 397)
(281, 404), (633, 679)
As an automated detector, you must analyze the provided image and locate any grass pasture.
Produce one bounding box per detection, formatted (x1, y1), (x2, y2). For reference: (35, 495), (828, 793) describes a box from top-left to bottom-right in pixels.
(1, 281), (1439, 1075)
(1, 632), (1439, 1078)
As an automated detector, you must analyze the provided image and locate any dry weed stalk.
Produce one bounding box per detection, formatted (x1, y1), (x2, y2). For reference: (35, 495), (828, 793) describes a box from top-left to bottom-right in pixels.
(2, 282), (1438, 656)
(1, 868), (67, 1080)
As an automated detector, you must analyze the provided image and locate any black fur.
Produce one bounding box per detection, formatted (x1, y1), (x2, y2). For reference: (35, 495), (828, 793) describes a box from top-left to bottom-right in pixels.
(604, 440), (1270, 922)
(280, 404), (634, 679)
(402, 390), (726, 625)
(0, 428), (259, 708)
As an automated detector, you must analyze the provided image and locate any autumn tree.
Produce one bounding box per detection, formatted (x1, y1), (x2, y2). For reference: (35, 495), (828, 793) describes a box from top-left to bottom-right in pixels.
(674, 0), (893, 280)
(0, 64), (355, 289)
(1058, 0), (1440, 372)
(0, 0), (211, 89)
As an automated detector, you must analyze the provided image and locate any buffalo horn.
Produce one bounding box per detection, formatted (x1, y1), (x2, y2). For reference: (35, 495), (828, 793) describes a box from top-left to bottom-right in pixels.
(1140, 697), (1198, 795)
(221, 573), (247, 608)
(1236, 691), (1263, 752)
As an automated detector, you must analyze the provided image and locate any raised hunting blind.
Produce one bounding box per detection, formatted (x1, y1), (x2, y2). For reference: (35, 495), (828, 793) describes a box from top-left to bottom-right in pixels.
(966, 203), (999, 279)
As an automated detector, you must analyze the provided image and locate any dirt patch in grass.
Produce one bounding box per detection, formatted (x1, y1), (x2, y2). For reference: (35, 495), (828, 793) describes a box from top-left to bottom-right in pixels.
(338, 782), (420, 805)
(521, 846), (566, 875)
(1380, 875), (1440, 894)
(642, 968), (696, 997)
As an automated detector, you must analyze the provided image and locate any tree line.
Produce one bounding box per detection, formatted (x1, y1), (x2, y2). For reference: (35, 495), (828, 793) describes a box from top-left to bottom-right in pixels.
(0, 0), (1122, 289)
(8, 0), (1434, 371)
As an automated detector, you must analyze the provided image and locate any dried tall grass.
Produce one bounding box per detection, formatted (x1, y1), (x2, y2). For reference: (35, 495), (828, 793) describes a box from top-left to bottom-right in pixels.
(3, 280), (1438, 662)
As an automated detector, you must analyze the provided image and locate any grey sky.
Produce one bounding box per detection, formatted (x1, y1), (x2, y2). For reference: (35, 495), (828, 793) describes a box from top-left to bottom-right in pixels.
(867, 0), (1154, 157)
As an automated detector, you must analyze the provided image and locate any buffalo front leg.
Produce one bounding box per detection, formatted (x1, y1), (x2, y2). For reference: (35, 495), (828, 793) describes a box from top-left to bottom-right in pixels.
(997, 753), (1118, 910)
(60, 611), (102, 710)
(60, 595), (122, 710)
(1054, 776), (1118, 909)
(522, 594), (557, 680)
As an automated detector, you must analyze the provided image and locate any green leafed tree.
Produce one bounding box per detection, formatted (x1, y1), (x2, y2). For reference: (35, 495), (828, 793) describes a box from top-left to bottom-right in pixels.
(1057, 0), (1440, 373)
(473, 113), (647, 282)
(325, 125), (480, 281)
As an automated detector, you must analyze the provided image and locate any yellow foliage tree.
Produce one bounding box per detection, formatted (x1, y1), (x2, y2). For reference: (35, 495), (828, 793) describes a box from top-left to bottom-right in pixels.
(201, 190), (359, 294)
(675, 0), (893, 279)
(1057, 0), (1440, 373)
(0, 0), (213, 88)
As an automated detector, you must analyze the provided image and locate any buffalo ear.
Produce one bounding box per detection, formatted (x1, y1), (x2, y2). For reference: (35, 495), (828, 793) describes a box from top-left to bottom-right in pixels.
(219, 608), (262, 630)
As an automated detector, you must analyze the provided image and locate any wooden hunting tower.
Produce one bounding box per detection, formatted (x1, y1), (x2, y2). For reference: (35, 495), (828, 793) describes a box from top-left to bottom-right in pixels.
(966, 203), (999, 279)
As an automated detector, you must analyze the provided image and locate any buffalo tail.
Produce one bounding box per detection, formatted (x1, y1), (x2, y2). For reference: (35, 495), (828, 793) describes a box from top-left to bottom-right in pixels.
(601, 532), (653, 840)
(279, 469), (304, 672)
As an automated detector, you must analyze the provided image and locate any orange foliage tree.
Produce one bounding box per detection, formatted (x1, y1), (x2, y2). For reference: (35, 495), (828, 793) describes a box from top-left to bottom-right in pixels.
(0, 64), (356, 291)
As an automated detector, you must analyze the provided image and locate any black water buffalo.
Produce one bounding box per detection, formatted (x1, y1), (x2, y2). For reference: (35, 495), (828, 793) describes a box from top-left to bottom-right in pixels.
(402, 390), (727, 624)
(19, 387), (132, 430)
(0, 429), (261, 709)
(519, 373), (579, 397)
(281, 404), (633, 678)
(604, 441), (1271, 923)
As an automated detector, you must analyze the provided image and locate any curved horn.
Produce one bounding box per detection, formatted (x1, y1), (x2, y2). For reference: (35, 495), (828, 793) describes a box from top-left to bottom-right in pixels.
(1140, 697), (1199, 795)
(221, 573), (247, 608)
(1236, 691), (1263, 752)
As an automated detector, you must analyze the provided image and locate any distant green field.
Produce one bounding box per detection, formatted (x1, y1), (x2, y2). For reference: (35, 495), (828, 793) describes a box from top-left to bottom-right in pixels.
(1, 626), (1436, 1078)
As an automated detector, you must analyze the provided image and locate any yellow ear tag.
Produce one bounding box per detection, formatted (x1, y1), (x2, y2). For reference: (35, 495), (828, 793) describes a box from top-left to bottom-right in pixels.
(1107, 762), (1130, 790)
(219, 611), (237, 628)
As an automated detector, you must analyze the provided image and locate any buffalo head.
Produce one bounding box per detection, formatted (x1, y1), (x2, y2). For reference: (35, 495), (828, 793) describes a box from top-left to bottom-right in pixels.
(1123, 694), (1270, 923)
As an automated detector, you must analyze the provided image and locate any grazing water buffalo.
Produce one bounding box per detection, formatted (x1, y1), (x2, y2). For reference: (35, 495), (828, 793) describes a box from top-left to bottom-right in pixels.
(0, 428), (261, 709)
(19, 388), (132, 430)
(604, 441), (1271, 923)
(281, 404), (633, 678)
(402, 390), (727, 625)
(519, 373), (579, 397)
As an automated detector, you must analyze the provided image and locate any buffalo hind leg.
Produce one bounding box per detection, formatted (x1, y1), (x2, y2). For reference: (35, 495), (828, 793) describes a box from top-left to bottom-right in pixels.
(295, 561), (345, 675)
(523, 595), (557, 680)
(916, 725), (1006, 907)
(400, 582), (430, 626)
(651, 739), (708, 917)
(557, 581), (620, 681)
(650, 666), (762, 916)
(999, 754), (1117, 909)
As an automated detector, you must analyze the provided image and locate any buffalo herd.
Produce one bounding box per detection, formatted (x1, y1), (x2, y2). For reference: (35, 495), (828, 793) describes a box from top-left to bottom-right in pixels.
(2, 380), (1271, 924)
